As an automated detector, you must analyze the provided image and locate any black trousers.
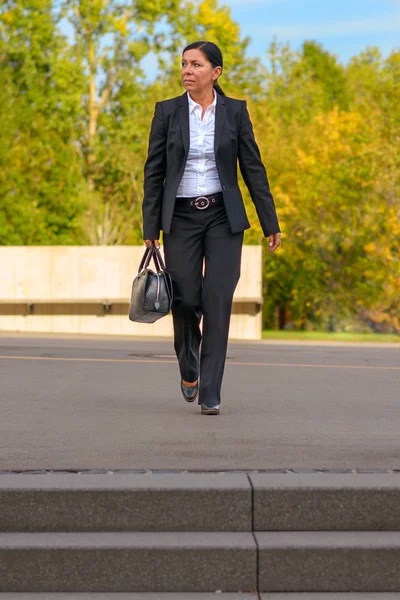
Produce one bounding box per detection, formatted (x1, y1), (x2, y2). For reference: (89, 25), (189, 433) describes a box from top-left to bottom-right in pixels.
(163, 197), (244, 406)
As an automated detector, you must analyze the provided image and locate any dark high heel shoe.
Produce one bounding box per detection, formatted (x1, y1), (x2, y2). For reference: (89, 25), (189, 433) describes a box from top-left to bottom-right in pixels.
(181, 380), (199, 403)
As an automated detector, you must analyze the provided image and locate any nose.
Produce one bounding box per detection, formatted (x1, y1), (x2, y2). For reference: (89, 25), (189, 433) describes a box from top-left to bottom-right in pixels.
(182, 65), (193, 76)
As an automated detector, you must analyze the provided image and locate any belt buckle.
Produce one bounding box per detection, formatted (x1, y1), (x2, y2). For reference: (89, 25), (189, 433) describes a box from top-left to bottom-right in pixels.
(193, 196), (210, 210)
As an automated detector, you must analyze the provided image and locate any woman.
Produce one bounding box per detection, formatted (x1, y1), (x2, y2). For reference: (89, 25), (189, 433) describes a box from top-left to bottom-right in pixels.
(142, 41), (281, 415)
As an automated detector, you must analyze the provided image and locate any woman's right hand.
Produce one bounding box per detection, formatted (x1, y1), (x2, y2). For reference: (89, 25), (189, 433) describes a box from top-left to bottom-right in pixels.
(144, 239), (160, 249)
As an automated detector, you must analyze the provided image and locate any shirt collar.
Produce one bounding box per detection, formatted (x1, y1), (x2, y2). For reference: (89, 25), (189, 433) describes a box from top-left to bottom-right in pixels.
(187, 88), (217, 114)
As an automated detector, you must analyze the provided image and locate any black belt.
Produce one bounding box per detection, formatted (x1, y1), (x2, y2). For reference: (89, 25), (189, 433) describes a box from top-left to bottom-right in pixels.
(175, 192), (223, 210)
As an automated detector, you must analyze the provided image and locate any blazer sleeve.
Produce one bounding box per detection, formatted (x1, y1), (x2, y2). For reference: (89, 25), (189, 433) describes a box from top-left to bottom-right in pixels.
(142, 102), (167, 240)
(238, 100), (281, 237)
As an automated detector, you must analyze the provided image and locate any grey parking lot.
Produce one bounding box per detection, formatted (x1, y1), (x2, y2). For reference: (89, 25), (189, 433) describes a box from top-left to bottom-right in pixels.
(0, 332), (399, 471)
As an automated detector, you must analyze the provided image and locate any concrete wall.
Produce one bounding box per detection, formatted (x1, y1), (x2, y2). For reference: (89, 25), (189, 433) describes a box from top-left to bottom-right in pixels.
(0, 246), (263, 340)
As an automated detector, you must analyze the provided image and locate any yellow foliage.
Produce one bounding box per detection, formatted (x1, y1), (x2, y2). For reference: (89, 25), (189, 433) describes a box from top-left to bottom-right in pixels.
(1, 11), (13, 24)
(111, 17), (128, 36)
(364, 242), (376, 254)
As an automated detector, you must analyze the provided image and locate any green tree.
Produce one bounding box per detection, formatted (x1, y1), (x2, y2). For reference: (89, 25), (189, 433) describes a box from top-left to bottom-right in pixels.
(249, 42), (399, 332)
(263, 39), (349, 124)
(0, 0), (85, 244)
(60, 0), (161, 243)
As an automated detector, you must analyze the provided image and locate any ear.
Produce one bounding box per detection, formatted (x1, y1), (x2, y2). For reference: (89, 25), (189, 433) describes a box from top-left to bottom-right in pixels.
(212, 66), (222, 81)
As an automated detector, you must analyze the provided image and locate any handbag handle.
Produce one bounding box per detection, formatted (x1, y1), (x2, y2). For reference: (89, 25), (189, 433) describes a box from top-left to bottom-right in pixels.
(138, 243), (167, 274)
(138, 245), (154, 273)
(152, 246), (167, 272)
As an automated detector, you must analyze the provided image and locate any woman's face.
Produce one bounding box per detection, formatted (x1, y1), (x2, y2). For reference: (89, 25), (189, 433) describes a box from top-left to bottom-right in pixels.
(181, 48), (222, 94)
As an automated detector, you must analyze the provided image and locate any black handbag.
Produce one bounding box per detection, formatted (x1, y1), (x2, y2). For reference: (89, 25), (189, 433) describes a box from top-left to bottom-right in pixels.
(129, 243), (173, 323)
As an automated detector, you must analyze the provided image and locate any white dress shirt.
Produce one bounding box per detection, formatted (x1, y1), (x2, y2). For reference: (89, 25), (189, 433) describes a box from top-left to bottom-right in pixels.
(176, 88), (222, 198)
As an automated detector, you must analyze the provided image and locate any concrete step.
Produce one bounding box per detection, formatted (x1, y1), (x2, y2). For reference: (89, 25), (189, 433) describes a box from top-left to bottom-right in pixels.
(3, 472), (400, 533)
(260, 595), (400, 599)
(256, 531), (400, 591)
(0, 531), (257, 592)
(2, 473), (400, 594)
(0, 595), (259, 599)
(0, 473), (251, 532)
(0, 596), (395, 600)
(250, 473), (400, 530)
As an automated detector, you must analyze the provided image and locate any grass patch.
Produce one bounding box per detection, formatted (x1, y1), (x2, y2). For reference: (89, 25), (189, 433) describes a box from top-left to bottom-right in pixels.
(262, 330), (400, 343)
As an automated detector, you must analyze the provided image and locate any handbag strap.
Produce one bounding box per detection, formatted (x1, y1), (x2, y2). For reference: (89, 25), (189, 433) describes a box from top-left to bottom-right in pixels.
(138, 243), (167, 274)
(152, 246), (167, 272)
(138, 244), (154, 273)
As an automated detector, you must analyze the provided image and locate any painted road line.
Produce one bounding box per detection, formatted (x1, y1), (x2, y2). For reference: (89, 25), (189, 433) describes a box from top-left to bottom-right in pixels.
(0, 355), (399, 370)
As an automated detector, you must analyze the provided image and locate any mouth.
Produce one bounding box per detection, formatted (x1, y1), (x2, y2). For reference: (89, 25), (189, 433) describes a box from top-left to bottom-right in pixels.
(184, 80), (195, 83)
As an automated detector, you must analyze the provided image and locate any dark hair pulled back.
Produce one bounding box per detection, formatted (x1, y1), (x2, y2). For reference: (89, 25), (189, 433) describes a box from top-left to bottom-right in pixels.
(182, 40), (225, 96)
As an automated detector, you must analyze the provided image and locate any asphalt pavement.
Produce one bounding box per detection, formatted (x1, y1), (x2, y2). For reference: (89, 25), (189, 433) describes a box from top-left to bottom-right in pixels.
(0, 332), (399, 471)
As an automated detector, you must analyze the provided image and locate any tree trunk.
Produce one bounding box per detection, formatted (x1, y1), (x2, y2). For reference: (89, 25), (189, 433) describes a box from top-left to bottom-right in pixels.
(278, 305), (286, 330)
(87, 37), (97, 192)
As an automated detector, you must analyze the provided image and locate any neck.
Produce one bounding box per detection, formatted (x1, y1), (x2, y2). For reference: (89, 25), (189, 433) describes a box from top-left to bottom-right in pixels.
(188, 87), (215, 108)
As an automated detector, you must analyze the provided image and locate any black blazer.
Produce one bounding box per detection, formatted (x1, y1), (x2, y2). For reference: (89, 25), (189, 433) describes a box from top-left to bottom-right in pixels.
(142, 91), (280, 240)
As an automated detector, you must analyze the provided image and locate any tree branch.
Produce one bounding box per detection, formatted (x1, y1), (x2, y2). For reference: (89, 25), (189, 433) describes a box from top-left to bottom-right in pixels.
(97, 69), (120, 114)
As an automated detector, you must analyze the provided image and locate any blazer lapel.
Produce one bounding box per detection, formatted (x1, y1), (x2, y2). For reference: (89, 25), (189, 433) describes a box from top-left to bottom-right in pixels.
(214, 92), (226, 155)
(178, 92), (189, 158)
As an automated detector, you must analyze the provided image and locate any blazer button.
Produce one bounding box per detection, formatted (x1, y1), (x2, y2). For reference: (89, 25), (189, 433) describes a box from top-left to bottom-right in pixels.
(222, 185), (226, 190)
